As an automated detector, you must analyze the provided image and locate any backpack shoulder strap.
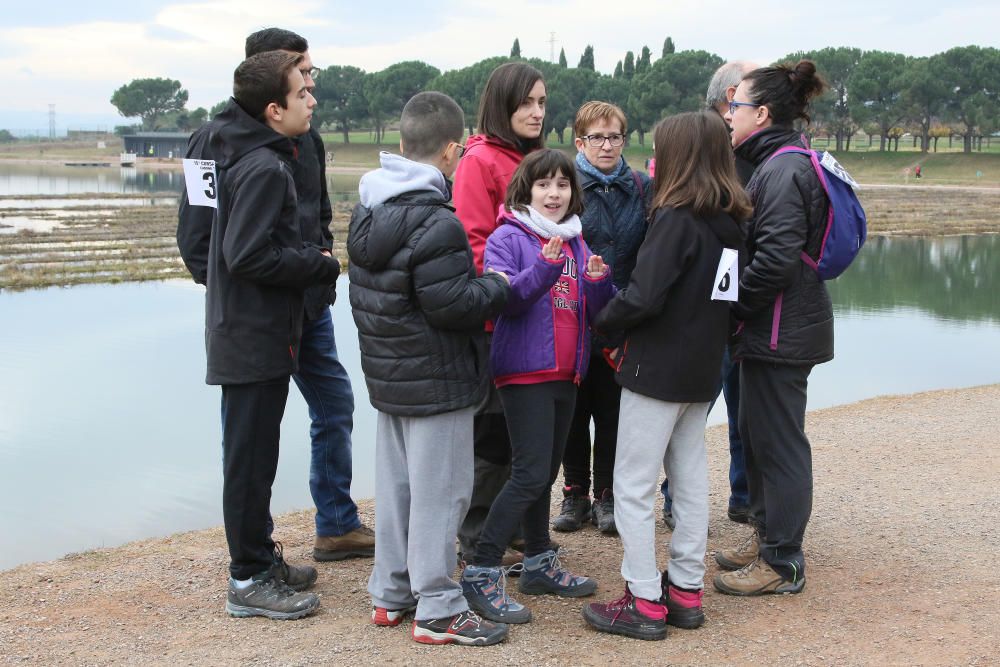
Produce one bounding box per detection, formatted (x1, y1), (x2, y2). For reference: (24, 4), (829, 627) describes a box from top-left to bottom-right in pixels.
(631, 169), (644, 198)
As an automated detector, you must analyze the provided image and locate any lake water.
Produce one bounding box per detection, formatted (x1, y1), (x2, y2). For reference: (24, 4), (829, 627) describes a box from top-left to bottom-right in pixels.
(1, 196), (998, 569)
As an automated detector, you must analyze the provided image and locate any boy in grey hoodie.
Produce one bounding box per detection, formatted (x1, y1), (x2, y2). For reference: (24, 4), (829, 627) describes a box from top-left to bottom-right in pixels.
(347, 92), (511, 646)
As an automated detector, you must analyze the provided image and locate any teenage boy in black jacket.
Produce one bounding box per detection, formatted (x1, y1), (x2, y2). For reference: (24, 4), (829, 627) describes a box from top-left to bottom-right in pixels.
(348, 92), (511, 646)
(207, 51), (340, 620)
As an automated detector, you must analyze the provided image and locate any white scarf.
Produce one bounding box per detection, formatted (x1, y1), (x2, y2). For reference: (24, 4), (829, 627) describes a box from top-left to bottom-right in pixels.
(509, 205), (582, 240)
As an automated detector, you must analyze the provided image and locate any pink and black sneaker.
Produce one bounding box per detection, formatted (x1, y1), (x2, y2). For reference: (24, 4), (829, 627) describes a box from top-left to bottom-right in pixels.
(661, 577), (705, 629)
(582, 587), (667, 641)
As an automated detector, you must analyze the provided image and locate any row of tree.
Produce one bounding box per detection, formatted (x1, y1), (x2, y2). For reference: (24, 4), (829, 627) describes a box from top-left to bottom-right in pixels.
(109, 42), (999, 153)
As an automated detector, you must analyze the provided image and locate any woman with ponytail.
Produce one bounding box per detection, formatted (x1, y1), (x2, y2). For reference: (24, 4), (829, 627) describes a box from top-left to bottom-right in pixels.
(713, 60), (832, 597)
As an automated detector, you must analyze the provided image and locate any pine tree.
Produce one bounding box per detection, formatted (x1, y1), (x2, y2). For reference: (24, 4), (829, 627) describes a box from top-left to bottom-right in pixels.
(558, 47), (568, 68)
(510, 38), (521, 58)
(578, 45), (595, 70)
(662, 37), (675, 57)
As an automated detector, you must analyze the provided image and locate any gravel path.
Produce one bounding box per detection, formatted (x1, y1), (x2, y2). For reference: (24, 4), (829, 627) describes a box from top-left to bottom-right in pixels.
(2, 384), (997, 666)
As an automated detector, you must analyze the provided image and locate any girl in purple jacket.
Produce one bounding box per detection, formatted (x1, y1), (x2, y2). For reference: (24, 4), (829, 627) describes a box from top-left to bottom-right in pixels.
(460, 149), (615, 624)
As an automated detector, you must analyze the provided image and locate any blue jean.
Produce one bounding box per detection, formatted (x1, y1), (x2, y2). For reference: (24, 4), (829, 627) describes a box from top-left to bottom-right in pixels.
(662, 346), (748, 512)
(292, 308), (361, 537)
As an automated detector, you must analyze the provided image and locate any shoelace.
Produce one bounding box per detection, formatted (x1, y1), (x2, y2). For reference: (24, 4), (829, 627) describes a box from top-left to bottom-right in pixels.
(735, 531), (758, 555)
(541, 550), (576, 586)
(736, 556), (762, 578)
(607, 589), (635, 625)
(490, 563), (523, 608)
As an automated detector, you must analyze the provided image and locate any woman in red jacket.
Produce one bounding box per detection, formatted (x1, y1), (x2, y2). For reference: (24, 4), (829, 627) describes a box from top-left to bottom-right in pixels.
(453, 62), (547, 565)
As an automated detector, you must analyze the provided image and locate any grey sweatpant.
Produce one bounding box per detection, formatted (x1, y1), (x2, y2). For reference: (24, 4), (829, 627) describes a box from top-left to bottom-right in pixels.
(367, 407), (474, 621)
(614, 388), (710, 599)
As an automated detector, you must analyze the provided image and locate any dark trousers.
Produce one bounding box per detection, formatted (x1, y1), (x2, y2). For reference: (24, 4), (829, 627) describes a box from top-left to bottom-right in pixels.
(222, 377), (289, 580)
(739, 360), (813, 581)
(563, 352), (621, 495)
(473, 381), (576, 566)
(457, 410), (513, 558)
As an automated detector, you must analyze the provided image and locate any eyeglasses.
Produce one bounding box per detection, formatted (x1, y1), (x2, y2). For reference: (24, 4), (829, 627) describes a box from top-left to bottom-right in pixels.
(581, 134), (625, 148)
(451, 142), (466, 158)
(728, 101), (760, 115)
(300, 66), (321, 80)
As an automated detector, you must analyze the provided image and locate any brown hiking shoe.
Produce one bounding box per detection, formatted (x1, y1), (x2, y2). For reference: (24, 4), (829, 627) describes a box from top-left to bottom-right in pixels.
(714, 530), (759, 571)
(713, 557), (805, 596)
(500, 547), (523, 568)
(314, 525), (375, 561)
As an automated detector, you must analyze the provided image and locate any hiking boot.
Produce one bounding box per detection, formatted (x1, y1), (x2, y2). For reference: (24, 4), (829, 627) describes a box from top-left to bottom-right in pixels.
(552, 485), (591, 532)
(713, 557), (805, 596)
(412, 610), (509, 646)
(501, 547), (523, 568)
(225, 567), (320, 620)
(272, 541), (317, 592)
(461, 564), (532, 624)
(313, 524), (375, 562)
(727, 505), (750, 524)
(508, 538), (560, 553)
(714, 530), (759, 571)
(660, 576), (705, 629)
(372, 604), (417, 627)
(582, 587), (667, 641)
(662, 507), (675, 531)
(591, 488), (617, 535)
(518, 549), (597, 598)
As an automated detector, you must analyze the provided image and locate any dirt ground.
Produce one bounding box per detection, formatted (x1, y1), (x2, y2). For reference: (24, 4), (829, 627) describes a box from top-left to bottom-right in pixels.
(1, 384), (997, 666)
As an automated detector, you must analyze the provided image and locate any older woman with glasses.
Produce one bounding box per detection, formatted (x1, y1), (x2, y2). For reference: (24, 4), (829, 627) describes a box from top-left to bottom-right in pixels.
(551, 101), (650, 537)
(712, 60), (832, 597)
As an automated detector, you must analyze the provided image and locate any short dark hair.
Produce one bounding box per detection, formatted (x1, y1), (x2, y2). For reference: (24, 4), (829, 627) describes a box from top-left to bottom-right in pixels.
(400, 92), (465, 161)
(743, 59), (827, 125)
(504, 149), (583, 219)
(477, 62), (545, 153)
(233, 51), (303, 121)
(245, 28), (308, 58)
(651, 111), (752, 221)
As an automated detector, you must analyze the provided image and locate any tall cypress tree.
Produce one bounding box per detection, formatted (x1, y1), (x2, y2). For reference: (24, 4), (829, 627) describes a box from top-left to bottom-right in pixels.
(637, 46), (652, 73)
(510, 38), (521, 58)
(559, 47), (568, 68)
(623, 51), (635, 80)
(613, 60), (623, 79)
(578, 45), (595, 70)
(662, 37), (675, 57)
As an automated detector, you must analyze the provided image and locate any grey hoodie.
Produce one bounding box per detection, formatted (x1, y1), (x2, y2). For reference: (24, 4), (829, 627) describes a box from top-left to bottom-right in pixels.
(359, 151), (449, 208)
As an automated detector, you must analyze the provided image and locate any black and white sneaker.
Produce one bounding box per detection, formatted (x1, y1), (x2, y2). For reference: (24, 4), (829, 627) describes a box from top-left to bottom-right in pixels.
(412, 610), (508, 646)
(225, 566), (320, 620)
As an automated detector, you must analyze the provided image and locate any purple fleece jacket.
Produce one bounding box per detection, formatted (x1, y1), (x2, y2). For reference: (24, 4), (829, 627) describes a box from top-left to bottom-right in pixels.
(484, 214), (616, 384)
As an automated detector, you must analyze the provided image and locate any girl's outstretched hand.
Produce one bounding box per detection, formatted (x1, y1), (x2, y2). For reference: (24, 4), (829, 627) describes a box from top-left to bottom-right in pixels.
(586, 254), (608, 278)
(541, 236), (563, 260)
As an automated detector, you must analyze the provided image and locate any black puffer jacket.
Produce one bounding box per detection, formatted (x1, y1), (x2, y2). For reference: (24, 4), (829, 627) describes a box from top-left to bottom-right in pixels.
(348, 163), (509, 416)
(732, 126), (834, 366)
(205, 102), (341, 385)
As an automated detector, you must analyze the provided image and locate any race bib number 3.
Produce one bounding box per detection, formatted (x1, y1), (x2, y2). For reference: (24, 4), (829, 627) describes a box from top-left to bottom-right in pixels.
(182, 159), (218, 208)
(711, 248), (739, 302)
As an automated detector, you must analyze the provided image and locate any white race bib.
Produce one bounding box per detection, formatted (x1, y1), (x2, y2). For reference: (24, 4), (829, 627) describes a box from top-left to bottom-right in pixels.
(182, 159), (218, 208)
(711, 248), (739, 302)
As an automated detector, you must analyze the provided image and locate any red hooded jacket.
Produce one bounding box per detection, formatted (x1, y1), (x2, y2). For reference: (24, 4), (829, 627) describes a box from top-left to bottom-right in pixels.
(452, 134), (526, 274)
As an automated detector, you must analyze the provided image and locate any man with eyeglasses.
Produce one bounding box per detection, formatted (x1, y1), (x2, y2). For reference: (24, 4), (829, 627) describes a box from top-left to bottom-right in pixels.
(552, 101), (651, 537)
(177, 28), (375, 572)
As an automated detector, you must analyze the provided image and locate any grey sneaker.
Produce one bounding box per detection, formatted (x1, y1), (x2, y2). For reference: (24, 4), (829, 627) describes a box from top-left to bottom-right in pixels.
(225, 566), (320, 620)
(552, 486), (591, 532)
(591, 489), (617, 535)
(518, 549), (597, 598)
(272, 541), (317, 592)
(412, 610), (509, 646)
(461, 564), (531, 624)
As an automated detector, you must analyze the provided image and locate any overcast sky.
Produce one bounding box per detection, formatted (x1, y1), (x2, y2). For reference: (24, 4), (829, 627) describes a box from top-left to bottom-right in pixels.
(1, 0), (996, 129)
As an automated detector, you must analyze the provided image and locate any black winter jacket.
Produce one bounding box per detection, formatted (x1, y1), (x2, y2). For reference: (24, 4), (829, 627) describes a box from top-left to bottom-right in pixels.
(348, 190), (510, 417)
(594, 206), (745, 403)
(204, 102), (341, 385)
(177, 99), (335, 319)
(732, 126), (834, 366)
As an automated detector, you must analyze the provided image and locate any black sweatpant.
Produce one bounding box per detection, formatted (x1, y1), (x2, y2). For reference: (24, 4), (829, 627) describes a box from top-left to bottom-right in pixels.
(563, 352), (621, 495)
(473, 381), (576, 566)
(739, 360), (813, 582)
(221, 377), (289, 580)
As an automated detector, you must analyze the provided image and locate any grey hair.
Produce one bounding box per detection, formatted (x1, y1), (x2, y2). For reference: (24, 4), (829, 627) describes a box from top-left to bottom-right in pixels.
(705, 61), (758, 109)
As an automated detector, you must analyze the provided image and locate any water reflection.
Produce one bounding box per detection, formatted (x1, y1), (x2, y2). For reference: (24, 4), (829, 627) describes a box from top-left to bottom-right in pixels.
(0, 236), (998, 571)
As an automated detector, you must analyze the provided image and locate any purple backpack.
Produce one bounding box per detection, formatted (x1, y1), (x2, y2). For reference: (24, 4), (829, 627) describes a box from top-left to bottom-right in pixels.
(767, 147), (867, 280)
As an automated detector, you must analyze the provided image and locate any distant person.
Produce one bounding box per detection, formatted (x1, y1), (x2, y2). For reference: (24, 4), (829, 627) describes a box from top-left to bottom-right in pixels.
(207, 51), (341, 619)
(461, 149), (614, 624)
(553, 101), (650, 536)
(915, 164), (922, 178)
(176, 28), (374, 564)
(348, 92), (511, 646)
(661, 60), (758, 531)
(583, 111), (749, 640)
(452, 62), (547, 566)
(714, 60), (832, 597)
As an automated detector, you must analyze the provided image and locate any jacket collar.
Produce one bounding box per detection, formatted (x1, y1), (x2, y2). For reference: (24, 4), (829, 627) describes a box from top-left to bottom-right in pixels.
(734, 125), (805, 167)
